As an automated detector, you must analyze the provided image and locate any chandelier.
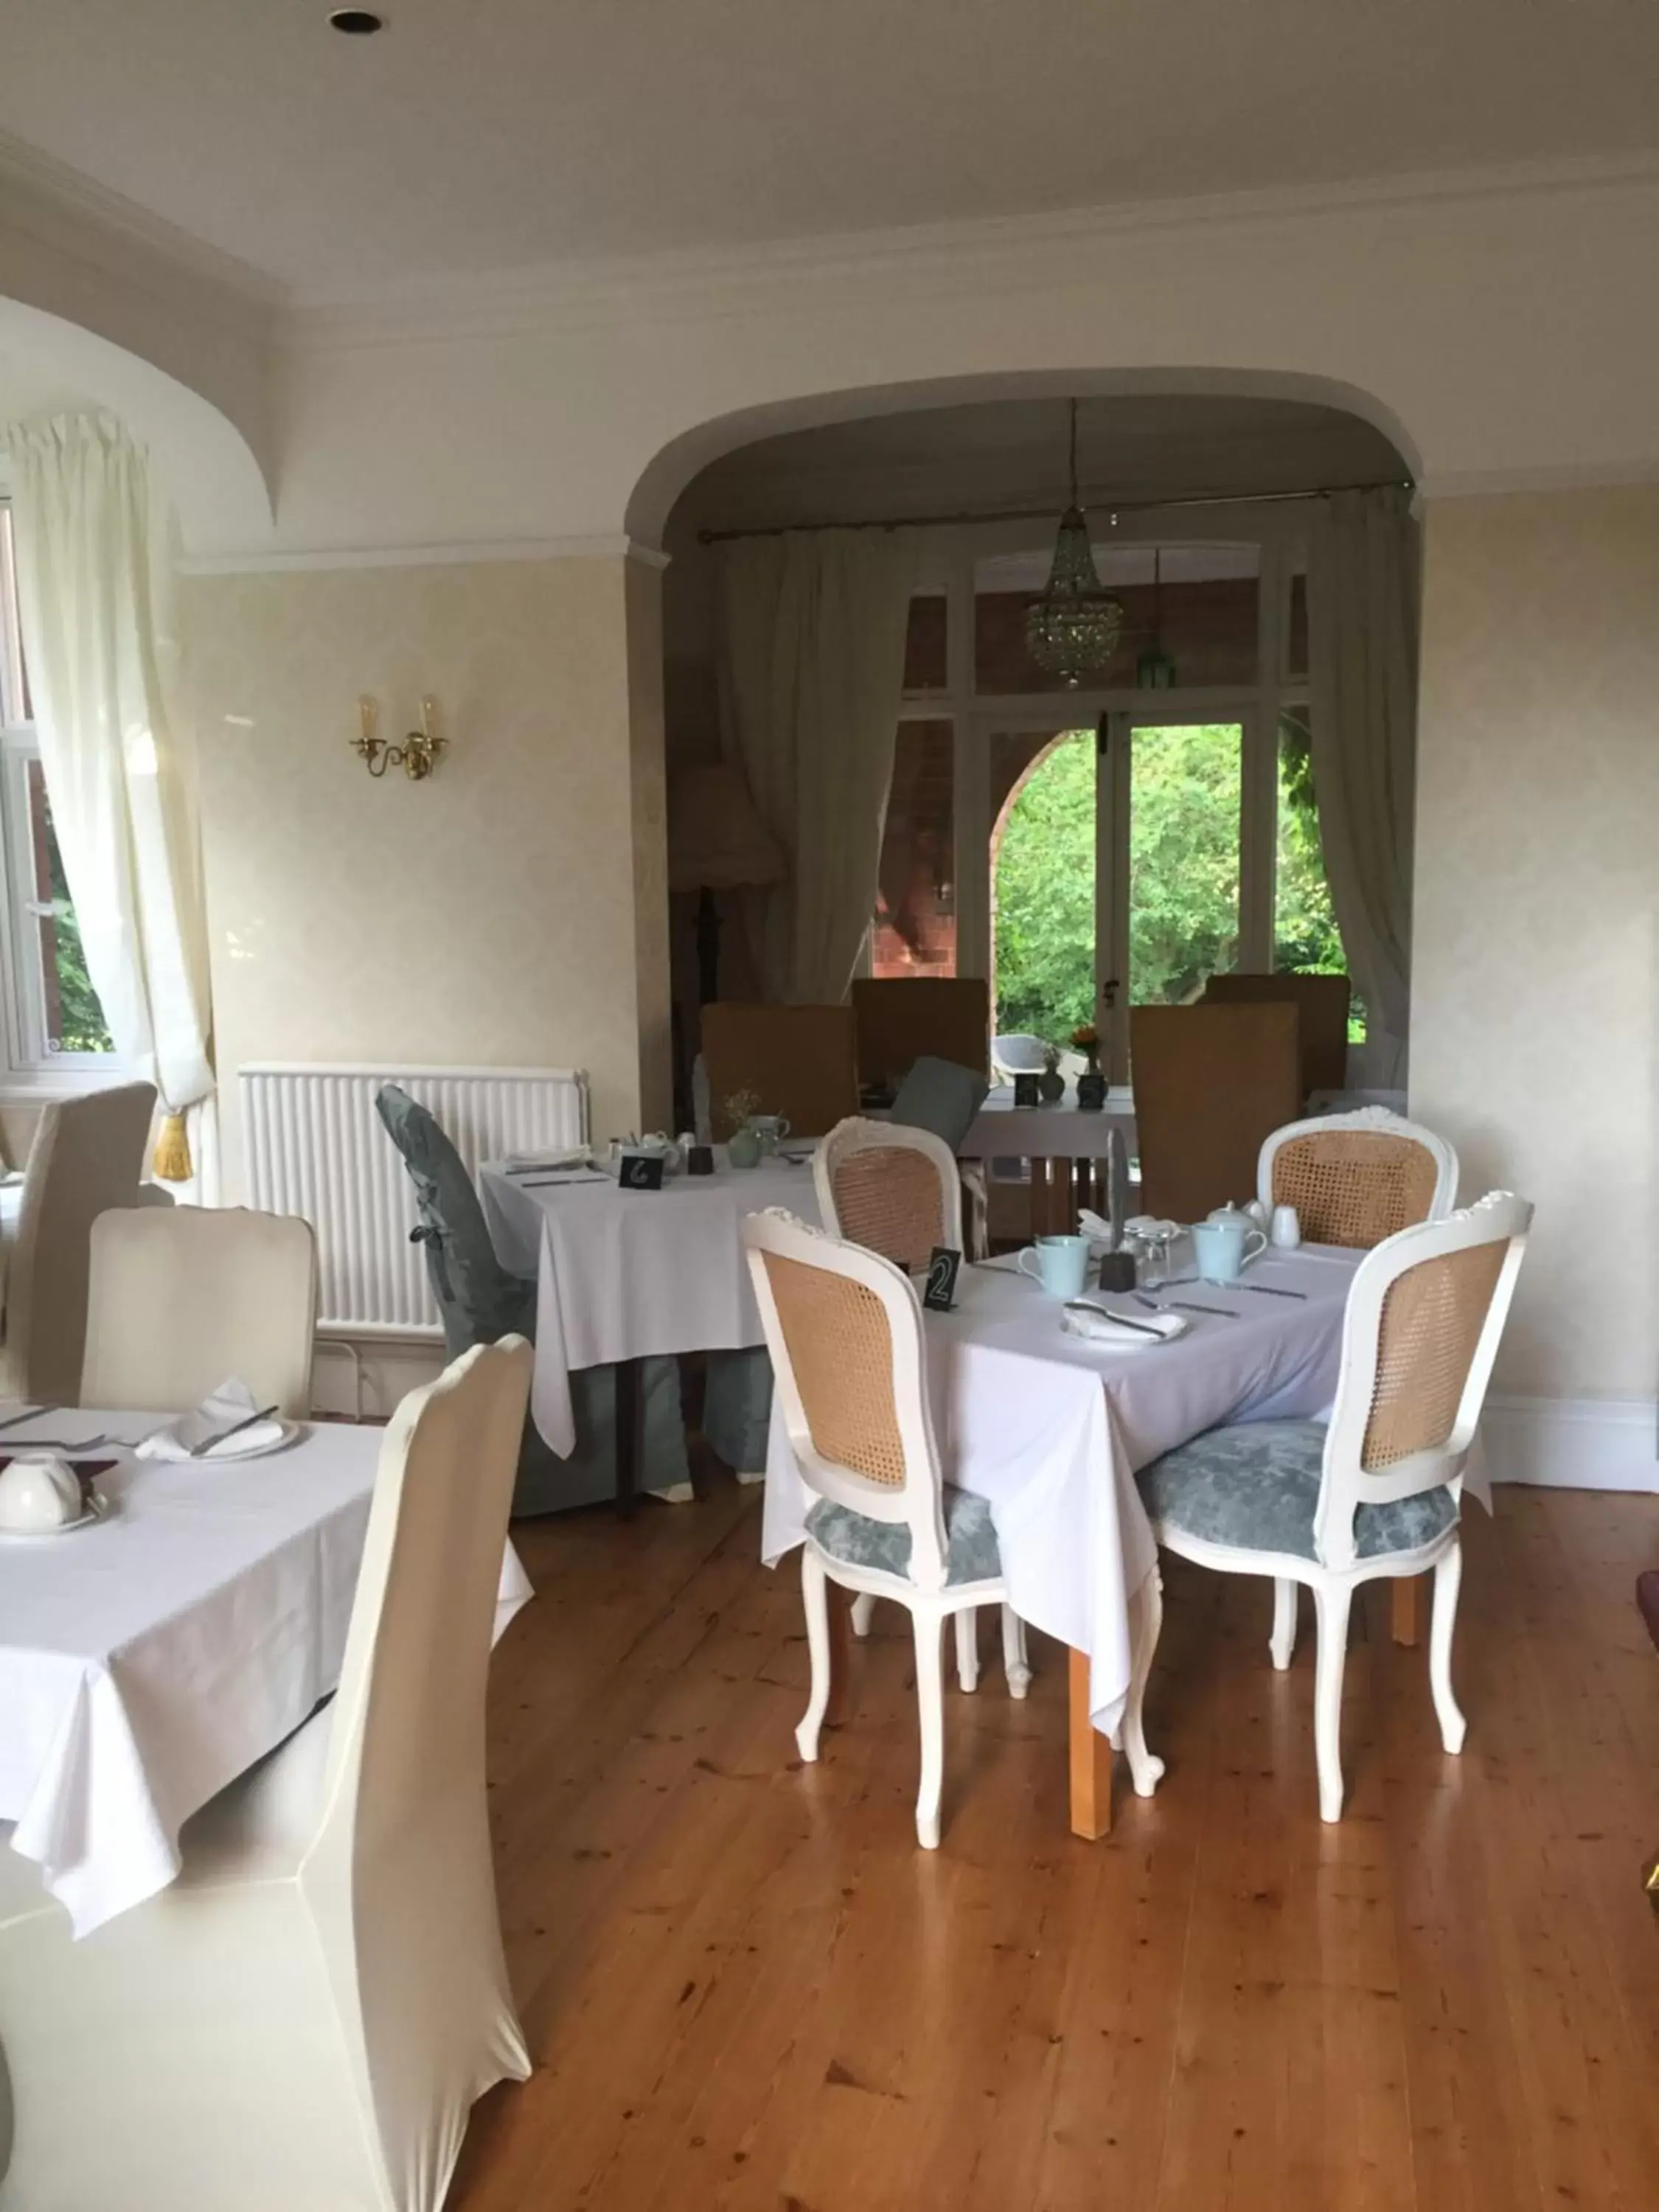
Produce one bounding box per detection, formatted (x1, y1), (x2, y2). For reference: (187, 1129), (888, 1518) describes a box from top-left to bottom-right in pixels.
(1026, 399), (1123, 688)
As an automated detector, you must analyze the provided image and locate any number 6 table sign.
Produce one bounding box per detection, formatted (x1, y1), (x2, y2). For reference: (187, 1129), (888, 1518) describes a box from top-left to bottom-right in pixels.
(619, 1153), (665, 1192)
(922, 1248), (961, 1312)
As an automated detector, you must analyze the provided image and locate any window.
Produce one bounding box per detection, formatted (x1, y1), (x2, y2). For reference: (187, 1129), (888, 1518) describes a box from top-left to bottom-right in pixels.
(0, 501), (119, 1076)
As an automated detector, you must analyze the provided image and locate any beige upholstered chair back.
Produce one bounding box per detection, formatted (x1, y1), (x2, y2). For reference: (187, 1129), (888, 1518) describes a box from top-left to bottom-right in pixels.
(3, 1080), (156, 1402)
(701, 1002), (859, 1138)
(1259, 1109), (1458, 1250)
(1130, 1004), (1299, 1222)
(81, 1206), (319, 1417)
(1202, 970), (1352, 1097)
(742, 1208), (951, 1589)
(814, 1116), (962, 1272)
(1313, 1191), (1531, 1569)
(852, 978), (990, 1091)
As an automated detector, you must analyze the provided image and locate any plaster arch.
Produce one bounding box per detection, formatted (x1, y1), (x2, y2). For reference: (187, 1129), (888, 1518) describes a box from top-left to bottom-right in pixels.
(0, 298), (271, 551)
(627, 365), (1420, 549)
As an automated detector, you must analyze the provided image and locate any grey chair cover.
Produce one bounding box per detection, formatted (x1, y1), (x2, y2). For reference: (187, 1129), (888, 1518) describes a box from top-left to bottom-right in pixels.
(888, 1055), (990, 1152)
(702, 1346), (773, 1474)
(375, 1086), (689, 1511)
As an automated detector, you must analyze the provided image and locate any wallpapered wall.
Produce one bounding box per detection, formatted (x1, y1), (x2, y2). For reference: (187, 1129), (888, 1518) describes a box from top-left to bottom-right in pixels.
(1412, 486), (1659, 1406)
(184, 552), (668, 1200)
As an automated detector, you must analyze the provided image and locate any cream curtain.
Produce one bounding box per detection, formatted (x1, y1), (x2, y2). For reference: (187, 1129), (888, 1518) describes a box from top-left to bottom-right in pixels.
(718, 527), (918, 1003)
(5, 414), (215, 1182)
(1307, 486), (1421, 1086)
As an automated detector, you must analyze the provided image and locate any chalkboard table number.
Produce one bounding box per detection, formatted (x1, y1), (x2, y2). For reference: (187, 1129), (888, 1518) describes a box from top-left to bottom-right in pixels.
(922, 1247), (962, 1312)
(619, 1153), (665, 1192)
(1012, 1072), (1040, 1109)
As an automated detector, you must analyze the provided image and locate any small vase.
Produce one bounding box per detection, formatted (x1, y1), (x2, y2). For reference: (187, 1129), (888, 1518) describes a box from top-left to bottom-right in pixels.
(726, 1124), (762, 1170)
(1037, 1066), (1065, 1105)
(1076, 1068), (1106, 1111)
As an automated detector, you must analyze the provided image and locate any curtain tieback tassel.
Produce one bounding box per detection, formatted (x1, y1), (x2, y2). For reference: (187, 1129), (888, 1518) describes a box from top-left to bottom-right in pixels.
(153, 1110), (193, 1183)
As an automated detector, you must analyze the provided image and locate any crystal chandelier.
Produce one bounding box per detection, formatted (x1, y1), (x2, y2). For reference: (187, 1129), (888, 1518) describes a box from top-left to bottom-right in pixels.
(1026, 399), (1123, 688)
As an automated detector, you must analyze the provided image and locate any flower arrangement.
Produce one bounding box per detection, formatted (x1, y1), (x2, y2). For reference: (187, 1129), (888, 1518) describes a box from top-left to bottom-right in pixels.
(1069, 1023), (1099, 1054)
(722, 1086), (761, 1134)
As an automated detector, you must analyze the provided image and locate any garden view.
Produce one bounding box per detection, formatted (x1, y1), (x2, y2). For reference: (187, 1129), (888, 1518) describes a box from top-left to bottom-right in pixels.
(992, 718), (1352, 1044)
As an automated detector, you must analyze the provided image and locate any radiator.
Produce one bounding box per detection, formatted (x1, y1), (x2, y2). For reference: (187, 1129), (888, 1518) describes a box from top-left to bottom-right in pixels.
(240, 1062), (590, 1335)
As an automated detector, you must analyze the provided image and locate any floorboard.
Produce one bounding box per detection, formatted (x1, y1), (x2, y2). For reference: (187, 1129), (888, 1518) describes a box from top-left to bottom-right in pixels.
(448, 1478), (1659, 2212)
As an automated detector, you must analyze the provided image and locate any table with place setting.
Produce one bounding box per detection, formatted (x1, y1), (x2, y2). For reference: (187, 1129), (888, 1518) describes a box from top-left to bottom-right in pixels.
(479, 1142), (824, 1489)
(763, 1232), (1394, 1838)
(0, 1402), (532, 1938)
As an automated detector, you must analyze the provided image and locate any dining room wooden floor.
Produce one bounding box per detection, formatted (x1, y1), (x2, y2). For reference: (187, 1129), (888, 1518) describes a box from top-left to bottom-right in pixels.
(449, 1472), (1659, 2212)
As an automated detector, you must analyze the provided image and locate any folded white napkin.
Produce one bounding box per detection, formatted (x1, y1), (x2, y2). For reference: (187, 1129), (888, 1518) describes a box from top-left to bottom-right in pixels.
(1061, 1301), (1189, 1349)
(504, 1147), (591, 1172)
(1077, 1208), (1117, 1254)
(136, 1378), (287, 1462)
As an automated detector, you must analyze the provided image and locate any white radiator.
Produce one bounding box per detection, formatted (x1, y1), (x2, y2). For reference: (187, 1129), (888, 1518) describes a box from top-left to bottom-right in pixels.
(240, 1062), (590, 1335)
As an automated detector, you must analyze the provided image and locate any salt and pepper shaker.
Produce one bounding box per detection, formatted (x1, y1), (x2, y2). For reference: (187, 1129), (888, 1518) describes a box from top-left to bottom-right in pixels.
(1270, 1203), (1301, 1250)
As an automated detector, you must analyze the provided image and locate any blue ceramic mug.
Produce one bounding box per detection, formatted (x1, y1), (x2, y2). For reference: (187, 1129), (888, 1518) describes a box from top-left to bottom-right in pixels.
(1191, 1214), (1268, 1284)
(1017, 1234), (1092, 1299)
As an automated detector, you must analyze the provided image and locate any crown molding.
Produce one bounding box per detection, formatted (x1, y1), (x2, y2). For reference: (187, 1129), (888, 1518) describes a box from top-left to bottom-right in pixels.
(177, 532), (668, 576)
(0, 131), (287, 346)
(1416, 457), (1659, 502)
(285, 149), (1659, 353)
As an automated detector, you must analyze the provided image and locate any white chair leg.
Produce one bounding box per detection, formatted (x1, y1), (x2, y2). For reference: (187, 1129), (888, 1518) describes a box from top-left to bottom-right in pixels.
(954, 1607), (981, 1693)
(1001, 1603), (1032, 1700)
(1428, 1543), (1467, 1754)
(1270, 1576), (1298, 1672)
(1312, 1581), (1353, 1823)
(1121, 1567), (1166, 1797)
(913, 1612), (945, 1850)
(849, 1592), (877, 1639)
(796, 1549), (831, 1763)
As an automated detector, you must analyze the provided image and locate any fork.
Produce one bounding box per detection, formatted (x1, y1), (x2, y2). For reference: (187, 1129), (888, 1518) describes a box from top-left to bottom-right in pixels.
(0, 1404), (60, 1433)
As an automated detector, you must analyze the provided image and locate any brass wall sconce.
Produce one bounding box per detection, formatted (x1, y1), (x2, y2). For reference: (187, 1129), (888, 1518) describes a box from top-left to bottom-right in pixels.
(352, 695), (448, 781)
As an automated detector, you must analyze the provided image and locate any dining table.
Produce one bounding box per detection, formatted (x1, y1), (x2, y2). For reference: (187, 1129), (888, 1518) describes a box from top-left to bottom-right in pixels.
(479, 1147), (824, 1504)
(762, 1237), (1374, 1839)
(0, 1410), (532, 1940)
(956, 1085), (1138, 1236)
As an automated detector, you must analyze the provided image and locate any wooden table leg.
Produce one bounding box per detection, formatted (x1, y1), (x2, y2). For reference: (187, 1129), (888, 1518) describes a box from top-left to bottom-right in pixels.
(1068, 1645), (1112, 1840)
(613, 1355), (641, 1521)
(1391, 1574), (1422, 1647)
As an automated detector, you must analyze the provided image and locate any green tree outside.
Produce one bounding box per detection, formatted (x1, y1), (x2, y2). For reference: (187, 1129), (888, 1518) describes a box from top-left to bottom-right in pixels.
(992, 721), (1352, 1044)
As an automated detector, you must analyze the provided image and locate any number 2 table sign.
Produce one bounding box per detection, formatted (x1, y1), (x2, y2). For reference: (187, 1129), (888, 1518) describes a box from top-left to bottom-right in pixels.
(922, 1248), (962, 1312)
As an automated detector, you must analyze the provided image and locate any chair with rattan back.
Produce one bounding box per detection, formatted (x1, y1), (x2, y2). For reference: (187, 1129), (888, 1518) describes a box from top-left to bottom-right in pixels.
(742, 1207), (1027, 1847)
(813, 1117), (962, 1273)
(1259, 1107), (1456, 1250)
(1137, 1190), (1531, 1820)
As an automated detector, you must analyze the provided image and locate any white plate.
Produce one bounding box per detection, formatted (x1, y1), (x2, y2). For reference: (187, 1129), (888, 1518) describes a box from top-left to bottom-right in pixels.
(0, 1489), (111, 1540)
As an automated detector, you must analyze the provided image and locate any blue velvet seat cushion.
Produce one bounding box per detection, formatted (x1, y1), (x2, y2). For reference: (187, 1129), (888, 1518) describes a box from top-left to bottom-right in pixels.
(805, 1484), (1001, 1585)
(1137, 1418), (1458, 1562)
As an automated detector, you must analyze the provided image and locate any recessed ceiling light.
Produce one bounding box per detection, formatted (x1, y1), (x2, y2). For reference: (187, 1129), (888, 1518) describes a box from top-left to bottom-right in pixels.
(329, 7), (385, 32)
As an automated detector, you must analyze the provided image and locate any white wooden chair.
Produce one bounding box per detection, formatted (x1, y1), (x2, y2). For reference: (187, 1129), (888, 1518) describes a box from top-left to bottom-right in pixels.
(0, 1080), (156, 1403)
(1137, 1191), (1531, 1821)
(813, 1116), (1026, 1694)
(80, 1206), (319, 1418)
(0, 1339), (534, 2211)
(742, 1208), (1027, 1848)
(991, 1032), (1048, 1082)
(1259, 1105), (1457, 1247)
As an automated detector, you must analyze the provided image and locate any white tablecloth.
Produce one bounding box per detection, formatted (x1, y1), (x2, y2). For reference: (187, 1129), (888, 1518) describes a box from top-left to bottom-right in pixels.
(959, 1085), (1138, 1159)
(479, 1152), (822, 1455)
(0, 1414), (532, 1937)
(763, 1243), (1363, 1739)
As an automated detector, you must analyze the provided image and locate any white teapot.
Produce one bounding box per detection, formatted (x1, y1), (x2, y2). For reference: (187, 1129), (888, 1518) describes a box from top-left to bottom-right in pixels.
(608, 1130), (683, 1177)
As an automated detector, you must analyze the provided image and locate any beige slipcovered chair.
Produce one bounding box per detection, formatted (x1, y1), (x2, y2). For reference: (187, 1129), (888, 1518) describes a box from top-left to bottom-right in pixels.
(851, 975), (990, 1092)
(0, 1338), (534, 2212)
(80, 1206), (319, 1418)
(1136, 1192), (1531, 1821)
(814, 1117), (1025, 1688)
(742, 1208), (1037, 1849)
(1130, 1002), (1299, 1222)
(700, 1001), (859, 1138)
(0, 1080), (156, 1404)
(1203, 970), (1353, 1098)
(1259, 1105), (1457, 1248)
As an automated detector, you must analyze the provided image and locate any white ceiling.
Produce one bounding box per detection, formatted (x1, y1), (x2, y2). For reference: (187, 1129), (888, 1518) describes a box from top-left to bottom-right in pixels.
(1, 1), (1658, 296)
(675, 394), (1406, 535)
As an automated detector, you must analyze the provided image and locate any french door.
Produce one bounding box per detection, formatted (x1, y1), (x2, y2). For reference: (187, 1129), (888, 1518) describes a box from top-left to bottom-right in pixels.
(966, 704), (1271, 1081)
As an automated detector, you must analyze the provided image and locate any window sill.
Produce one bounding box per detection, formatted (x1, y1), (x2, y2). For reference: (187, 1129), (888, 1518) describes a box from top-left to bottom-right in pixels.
(0, 1071), (140, 1105)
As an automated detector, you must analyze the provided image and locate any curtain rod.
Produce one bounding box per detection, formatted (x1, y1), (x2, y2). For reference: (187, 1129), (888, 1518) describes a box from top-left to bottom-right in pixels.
(695, 476), (1411, 544)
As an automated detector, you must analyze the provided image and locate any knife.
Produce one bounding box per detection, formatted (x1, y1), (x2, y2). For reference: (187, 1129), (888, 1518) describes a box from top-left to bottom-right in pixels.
(190, 1405), (279, 1457)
